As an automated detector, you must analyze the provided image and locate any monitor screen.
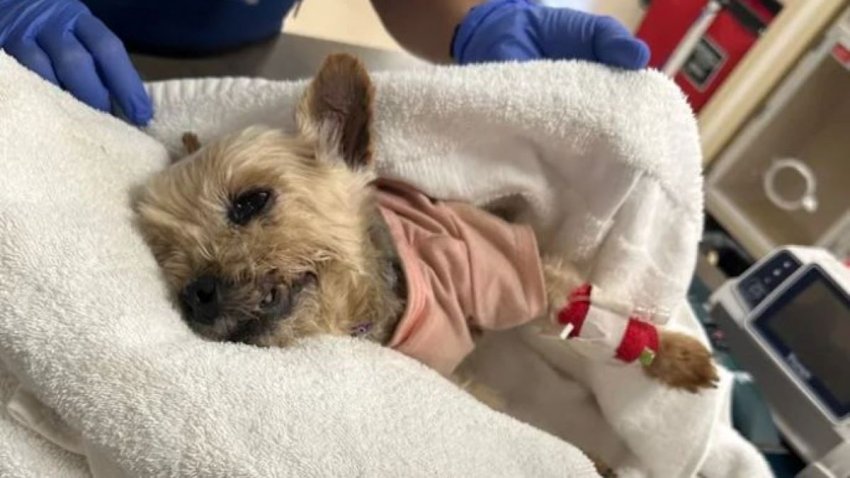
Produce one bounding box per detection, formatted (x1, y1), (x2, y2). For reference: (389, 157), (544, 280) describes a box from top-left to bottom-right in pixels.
(753, 266), (850, 420)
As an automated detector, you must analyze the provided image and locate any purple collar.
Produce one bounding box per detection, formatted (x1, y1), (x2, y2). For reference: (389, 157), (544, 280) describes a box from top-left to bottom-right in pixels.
(350, 322), (373, 337)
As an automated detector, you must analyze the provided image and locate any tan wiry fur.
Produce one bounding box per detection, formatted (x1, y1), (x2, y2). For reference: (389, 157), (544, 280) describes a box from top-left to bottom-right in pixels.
(134, 54), (716, 396)
(132, 54), (722, 476)
(645, 330), (719, 392)
(135, 55), (403, 348)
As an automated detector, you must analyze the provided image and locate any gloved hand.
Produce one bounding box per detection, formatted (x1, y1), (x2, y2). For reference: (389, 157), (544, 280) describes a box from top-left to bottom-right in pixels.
(453, 0), (650, 70)
(0, 0), (152, 125)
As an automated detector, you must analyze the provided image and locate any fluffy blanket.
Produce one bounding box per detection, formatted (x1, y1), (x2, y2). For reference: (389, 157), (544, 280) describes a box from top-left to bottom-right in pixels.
(0, 52), (769, 477)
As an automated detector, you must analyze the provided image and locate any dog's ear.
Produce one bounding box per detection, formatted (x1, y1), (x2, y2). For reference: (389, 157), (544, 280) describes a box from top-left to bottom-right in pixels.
(170, 132), (201, 164)
(182, 132), (202, 155)
(296, 54), (374, 169)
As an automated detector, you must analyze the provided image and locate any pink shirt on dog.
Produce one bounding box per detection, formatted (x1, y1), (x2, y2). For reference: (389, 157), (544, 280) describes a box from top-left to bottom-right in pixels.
(376, 180), (547, 376)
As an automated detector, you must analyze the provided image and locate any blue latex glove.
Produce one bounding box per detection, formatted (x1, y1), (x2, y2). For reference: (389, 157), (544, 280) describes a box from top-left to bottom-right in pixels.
(453, 0), (650, 70)
(0, 0), (152, 125)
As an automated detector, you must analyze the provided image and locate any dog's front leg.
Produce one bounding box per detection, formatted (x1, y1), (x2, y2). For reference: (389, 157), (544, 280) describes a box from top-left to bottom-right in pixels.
(540, 257), (718, 392)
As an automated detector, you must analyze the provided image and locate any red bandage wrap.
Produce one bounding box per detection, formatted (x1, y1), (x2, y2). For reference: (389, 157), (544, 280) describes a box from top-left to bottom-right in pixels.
(557, 283), (592, 337)
(615, 318), (660, 363)
(555, 283), (661, 365)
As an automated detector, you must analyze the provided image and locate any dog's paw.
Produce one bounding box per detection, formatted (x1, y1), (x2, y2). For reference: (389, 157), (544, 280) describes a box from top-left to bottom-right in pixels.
(644, 330), (719, 393)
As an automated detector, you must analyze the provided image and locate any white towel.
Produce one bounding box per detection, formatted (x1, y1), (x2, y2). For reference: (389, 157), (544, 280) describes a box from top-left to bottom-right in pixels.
(143, 63), (769, 477)
(0, 51), (770, 477)
(0, 366), (91, 478)
(0, 52), (596, 478)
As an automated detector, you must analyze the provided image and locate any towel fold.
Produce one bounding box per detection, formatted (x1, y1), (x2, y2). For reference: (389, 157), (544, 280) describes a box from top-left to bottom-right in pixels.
(0, 52), (770, 477)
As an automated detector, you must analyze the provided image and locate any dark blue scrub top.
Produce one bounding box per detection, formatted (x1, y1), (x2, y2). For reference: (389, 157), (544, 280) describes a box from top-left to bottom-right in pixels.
(82, 0), (297, 55)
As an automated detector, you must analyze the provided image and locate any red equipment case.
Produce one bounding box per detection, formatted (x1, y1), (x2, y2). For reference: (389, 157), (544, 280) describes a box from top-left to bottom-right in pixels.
(636, 0), (782, 112)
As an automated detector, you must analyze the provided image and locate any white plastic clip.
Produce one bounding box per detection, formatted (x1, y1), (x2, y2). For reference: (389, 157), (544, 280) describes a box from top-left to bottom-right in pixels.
(559, 323), (574, 340)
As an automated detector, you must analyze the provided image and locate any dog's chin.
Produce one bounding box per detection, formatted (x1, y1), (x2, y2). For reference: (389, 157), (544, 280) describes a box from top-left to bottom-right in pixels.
(187, 272), (319, 346)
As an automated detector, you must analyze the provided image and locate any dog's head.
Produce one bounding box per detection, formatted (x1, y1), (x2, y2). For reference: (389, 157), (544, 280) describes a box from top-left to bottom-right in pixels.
(135, 54), (398, 346)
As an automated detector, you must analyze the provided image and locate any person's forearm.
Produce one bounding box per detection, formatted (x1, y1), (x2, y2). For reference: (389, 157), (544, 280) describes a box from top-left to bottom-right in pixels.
(370, 0), (481, 63)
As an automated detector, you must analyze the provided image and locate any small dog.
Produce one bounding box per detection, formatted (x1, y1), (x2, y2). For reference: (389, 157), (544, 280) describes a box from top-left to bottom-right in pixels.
(134, 54), (717, 394)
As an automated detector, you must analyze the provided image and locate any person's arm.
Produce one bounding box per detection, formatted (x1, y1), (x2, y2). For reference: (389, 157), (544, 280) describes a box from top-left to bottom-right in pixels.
(370, 0), (479, 63)
(371, 0), (650, 70)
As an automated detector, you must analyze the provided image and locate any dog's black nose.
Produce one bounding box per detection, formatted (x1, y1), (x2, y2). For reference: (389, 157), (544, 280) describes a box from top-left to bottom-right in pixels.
(181, 275), (221, 324)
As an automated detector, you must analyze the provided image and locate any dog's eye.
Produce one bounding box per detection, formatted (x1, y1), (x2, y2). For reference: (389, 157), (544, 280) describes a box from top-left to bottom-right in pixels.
(229, 189), (273, 225)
